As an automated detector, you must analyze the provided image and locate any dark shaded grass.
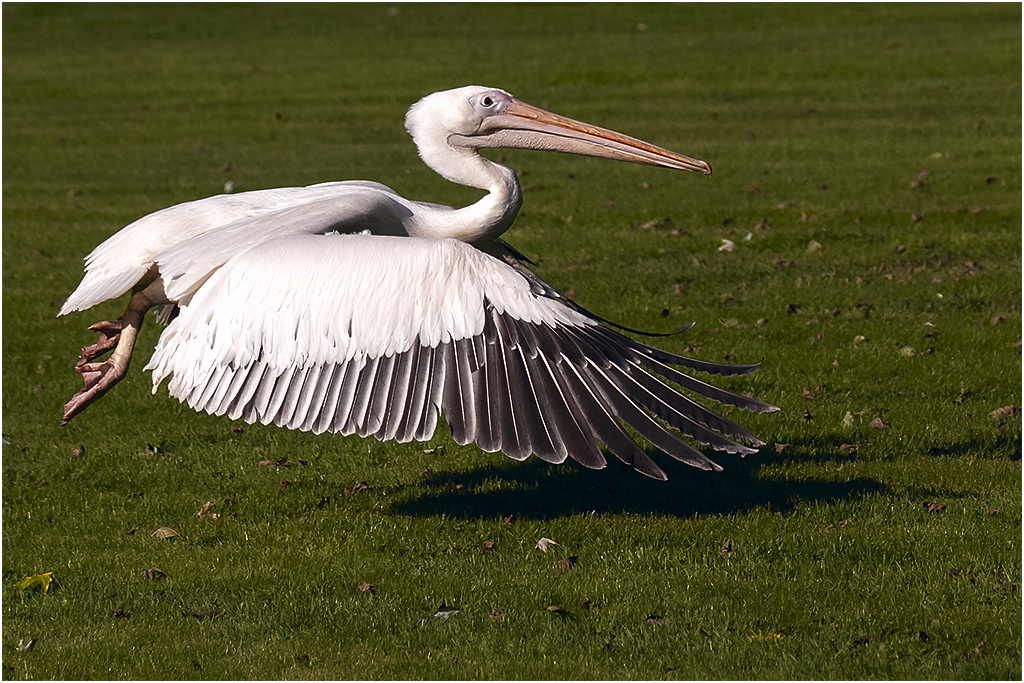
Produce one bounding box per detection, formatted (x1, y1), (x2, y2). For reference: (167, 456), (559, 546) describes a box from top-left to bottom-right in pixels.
(3, 2), (1021, 679)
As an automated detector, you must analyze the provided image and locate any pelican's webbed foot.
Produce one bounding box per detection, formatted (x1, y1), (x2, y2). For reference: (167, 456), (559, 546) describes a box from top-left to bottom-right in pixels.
(61, 291), (153, 425)
(75, 319), (124, 367)
(62, 361), (124, 424)
(62, 320), (133, 425)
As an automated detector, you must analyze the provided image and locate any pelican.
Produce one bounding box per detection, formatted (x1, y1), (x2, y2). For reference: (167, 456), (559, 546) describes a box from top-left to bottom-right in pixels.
(59, 85), (777, 480)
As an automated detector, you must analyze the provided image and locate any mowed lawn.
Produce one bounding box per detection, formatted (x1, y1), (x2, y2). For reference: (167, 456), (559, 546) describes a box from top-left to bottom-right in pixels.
(2, 3), (1020, 679)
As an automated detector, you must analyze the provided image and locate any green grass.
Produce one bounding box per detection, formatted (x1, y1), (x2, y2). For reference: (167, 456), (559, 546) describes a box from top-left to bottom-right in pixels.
(3, 3), (1021, 679)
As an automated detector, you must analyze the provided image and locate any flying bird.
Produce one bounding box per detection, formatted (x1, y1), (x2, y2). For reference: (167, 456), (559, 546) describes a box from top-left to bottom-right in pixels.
(59, 85), (776, 480)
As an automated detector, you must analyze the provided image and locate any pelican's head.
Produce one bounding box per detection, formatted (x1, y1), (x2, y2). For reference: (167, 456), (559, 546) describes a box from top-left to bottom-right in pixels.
(405, 85), (712, 176)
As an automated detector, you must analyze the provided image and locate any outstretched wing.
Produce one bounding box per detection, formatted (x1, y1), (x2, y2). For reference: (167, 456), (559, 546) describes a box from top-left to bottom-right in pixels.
(146, 233), (776, 480)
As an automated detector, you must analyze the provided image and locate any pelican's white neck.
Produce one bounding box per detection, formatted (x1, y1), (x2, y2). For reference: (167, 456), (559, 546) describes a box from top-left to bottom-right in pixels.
(409, 137), (522, 242)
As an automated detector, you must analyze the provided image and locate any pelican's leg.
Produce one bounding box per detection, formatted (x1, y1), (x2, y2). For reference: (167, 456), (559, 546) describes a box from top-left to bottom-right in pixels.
(61, 290), (154, 425)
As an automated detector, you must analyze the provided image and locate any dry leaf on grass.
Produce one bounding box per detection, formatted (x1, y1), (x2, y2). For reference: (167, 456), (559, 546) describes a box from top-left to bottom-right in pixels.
(631, 216), (673, 231)
(192, 610), (225, 620)
(142, 567), (168, 580)
(774, 256), (795, 269)
(962, 638), (988, 656)
(922, 501), (946, 513)
(196, 501), (218, 519)
(152, 527), (180, 540)
(343, 481), (368, 497)
(989, 405), (1016, 419)
(535, 537), (558, 552)
(557, 555), (578, 571)
(720, 540), (734, 557)
(14, 572), (53, 593)
(433, 603), (460, 620)
(749, 632), (785, 641)
(259, 458), (292, 468)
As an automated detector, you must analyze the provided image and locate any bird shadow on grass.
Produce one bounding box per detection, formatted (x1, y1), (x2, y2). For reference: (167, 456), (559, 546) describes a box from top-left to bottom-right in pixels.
(773, 433), (1021, 464)
(920, 434), (1021, 461)
(389, 445), (888, 521)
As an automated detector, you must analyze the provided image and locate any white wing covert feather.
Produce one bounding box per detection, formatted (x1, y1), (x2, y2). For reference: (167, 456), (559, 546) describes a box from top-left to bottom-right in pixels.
(59, 181), (402, 314)
(155, 188), (415, 305)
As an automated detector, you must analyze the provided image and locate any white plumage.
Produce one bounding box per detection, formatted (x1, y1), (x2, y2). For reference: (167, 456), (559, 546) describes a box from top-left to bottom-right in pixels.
(60, 85), (777, 480)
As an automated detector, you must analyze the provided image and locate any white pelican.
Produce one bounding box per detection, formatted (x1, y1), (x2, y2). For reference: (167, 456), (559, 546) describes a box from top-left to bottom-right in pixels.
(59, 85), (777, 480)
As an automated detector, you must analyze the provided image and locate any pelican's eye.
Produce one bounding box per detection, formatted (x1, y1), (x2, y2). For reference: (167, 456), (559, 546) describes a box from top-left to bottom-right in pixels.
(469, 91), (509, 125)
(473, 92), (506, 113)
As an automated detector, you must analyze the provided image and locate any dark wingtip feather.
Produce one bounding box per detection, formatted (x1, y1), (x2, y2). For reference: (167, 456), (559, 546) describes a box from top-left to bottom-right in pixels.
(633, 451), (668, 480)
